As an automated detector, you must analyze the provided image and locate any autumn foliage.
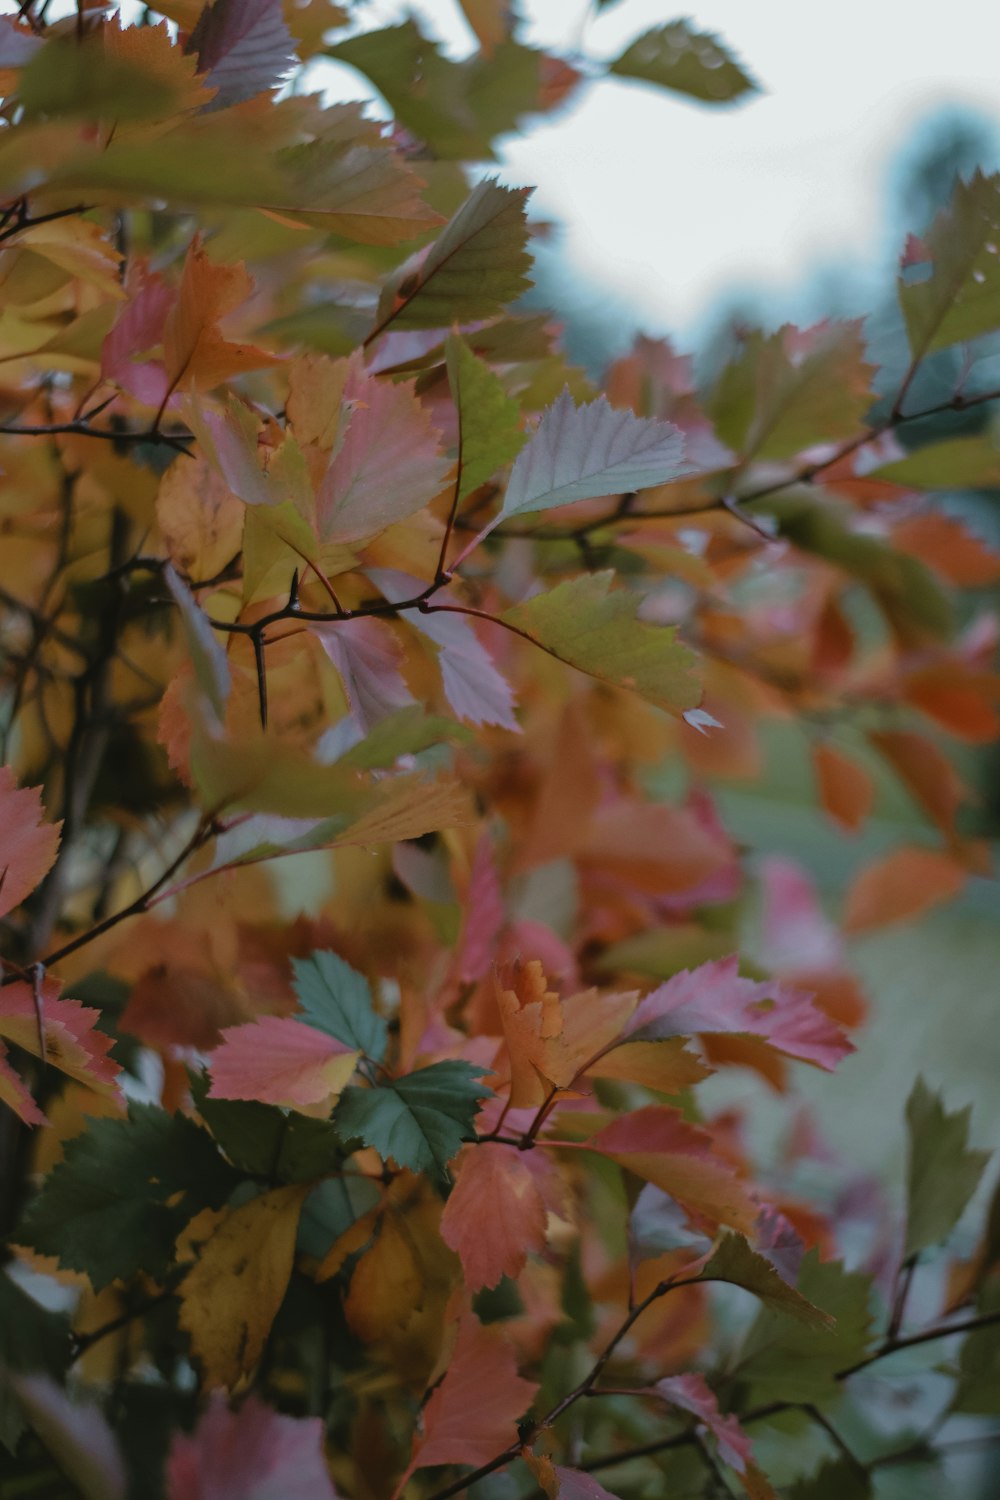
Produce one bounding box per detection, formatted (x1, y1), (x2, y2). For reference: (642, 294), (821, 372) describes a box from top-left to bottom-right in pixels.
(2, 3), (1000, 1497)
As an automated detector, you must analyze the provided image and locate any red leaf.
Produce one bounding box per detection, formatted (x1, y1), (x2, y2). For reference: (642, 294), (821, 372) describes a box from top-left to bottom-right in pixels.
(0, 766), (61, 921)
(440, 1143), (555, 1291)
(629, 956), (852, 1072)
(0, 979), (122, 1126)
(653, 1373), (754, 1473)
(167, 1394), (340, 1499)
(591, 1106), (758, 1234)
(207, 1015), (359, 1110)
(402, 1313), (538, 1481)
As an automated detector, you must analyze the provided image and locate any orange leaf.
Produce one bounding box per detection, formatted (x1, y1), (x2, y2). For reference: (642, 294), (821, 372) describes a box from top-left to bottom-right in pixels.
(440, 1143), (552, 1292)
(163, 238), (279, 395)
(0, 766), (61, 920)
(843, 846), (966, 933)
(868, 728), (970, 836)
(903, 665), (1000, 743)
(892, 511), (1000, 587)
(811, 741), (874, 834)
(401, 1313), (537, 1483)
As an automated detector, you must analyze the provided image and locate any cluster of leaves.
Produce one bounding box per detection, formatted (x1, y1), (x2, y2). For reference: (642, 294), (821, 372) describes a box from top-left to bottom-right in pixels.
(1, 1), (1000, 1497)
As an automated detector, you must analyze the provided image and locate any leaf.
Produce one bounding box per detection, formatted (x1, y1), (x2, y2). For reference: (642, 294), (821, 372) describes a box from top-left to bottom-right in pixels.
(0, 766), (60, 921)
(195, 1095), (343, 1184)
(546, 1468), (622, 1500)
(696, 1233), (833, 1328)
(811, 742), (874, 835)
(277, 125), (441, 244)
(314, 355), (451, 543)
(712, 323), (874, 461)
(311, 617), (416, 733)
(15, 1107), (240, 1289)
(0, 979), (122, 1127)
(904, 1077), (990, 1257)
(166, 1394), (340, 1500)
(868, 729), (969, 836)
(8, 1376), (126, 1500)
(369, 569), (520, 730)
(207, 1016), (360, 1111)
(872, 435), (1000, 492)
(586, 1036), (711, 1095)
(891, 509), (1000, 584)
(502, 571), (701, 715)
(178, 1184), (310, 1389)
(291, 950), (388, 1061)
(736, 1252), (873, 1404)
(456, 833), (505, 983)
(898, 170), (1000, 357)
(457, 0), (514, 56)
(788, 1460), (872, 1500)
(652, 1373), (756, 1473)
(164, 564), (231, 723)
(0, 1273), (71, 1454)
(440, 1143), (551, 1291)
(591, 1106), (758, 1234)
(334, 1061), (493, 1185)
(162, 238), (280, 396)
(371, 178), (533, 336)
(843, 846), (966, 934)
(19, 32), (179, 123)
(609, 20), (756, 104)
(628, 956), (853, 1072)
(499, 388), (684, 520)
(446, 332), (526, 502)
(187, 0), (297, 111)
(402, 1313), (537, 1477)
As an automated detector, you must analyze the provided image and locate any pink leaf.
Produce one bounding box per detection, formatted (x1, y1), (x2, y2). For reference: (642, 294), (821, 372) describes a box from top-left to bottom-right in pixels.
(315, 357), (450, 543)
(629, 956), (852, 1072)
(310, 617), (416, 733)
(0, 766), (61, 921)
(188, 0), (297, 112)
(208, 1015), (359, 1109)
(0, 979), (122, 1125)
(758, 857), (841, 972)
(552, 1468), (623, 1500)
(11, 1375), (126, 1500)
(167, 1395), (340, 1500)
(457, 834), (505, 983)
(653, 1373), (754, 1474)
(440, 1143), (550, 1291)
(100, 266), (173, 408)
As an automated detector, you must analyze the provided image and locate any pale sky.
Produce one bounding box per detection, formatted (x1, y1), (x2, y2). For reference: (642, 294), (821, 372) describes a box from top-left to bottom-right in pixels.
(318, 0), (1000, 340)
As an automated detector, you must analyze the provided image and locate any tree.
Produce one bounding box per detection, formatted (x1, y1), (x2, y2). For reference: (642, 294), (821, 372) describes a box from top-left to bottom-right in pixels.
(1, 3), (1000, 1497)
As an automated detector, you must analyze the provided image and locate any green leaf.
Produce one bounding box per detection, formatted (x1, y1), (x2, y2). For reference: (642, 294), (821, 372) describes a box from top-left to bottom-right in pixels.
(753, 492), (952, 643)
(736, 1252), (873, 1405)
(789, 1459), (872, 1500)
(498, 388), (685, 520)
(194, 1091), (343, 1184)
(337, 705), (472, 771)
(711, 323), (875, 461)
(371, 178), (533, 336)
(698, 1233), (834, 1328)
(446, 333), (526, 501)
(334, 1061), (493, 1185)
(15, 1107), (240, 1290)
(871, 433), (1000, 489)
(501, 570), (702, 714)
(20, 34), (178, 121)
(609, 21), (756, 105)
(899, 171), (1000, 357)
(953, 1286), (1000, 1414)
(291, 950), (388, 1061)
(904, 1076), (990, 1258)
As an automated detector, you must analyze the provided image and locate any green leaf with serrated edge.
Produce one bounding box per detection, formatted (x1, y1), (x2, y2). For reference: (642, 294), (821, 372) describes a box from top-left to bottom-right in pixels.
(334, 1061), (492, 1185)
(192, 1082), (343, 1184)
(498, 388), (685, 521)
(735, 1252), (873, 1405)
(905, 1076), (990, 1258)
(711, 323), (875, 461)
(164, 564), (231, 722)
(501, 570), (701, 714)
(697, 1233), (834, 1329)
(609, 21), (756, 105)
(789, 1459), (872, 1500)
(753, 491), (952, 642)
(337, 705), (472, 771)
(446, 333), (525, 502)
(15, 1107), (240, 1290)
(20, 34), (179, 122)
(954, 1285), (1000, 1414)
(292, 951), (388, 1061)
(871, 434), (1000, 489)
(371, 178), (533, 336)
(899, 171), (1000, 357)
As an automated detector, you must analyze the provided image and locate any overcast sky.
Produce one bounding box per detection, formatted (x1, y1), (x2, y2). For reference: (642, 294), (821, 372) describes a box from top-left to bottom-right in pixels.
(318, 0), (1000, 340)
